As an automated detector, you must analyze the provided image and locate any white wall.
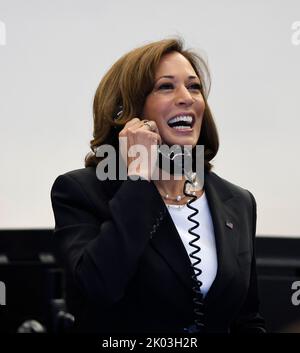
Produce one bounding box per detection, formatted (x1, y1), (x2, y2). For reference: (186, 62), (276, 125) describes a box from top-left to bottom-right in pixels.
(0, 0), (300, 236)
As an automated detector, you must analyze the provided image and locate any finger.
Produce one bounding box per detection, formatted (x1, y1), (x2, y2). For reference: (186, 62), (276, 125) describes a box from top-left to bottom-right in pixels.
(141, 120), (159, 134)
(123, 117), (141, 129)
(152, 132), (162, 145)
(143, 130), (162, 146)
(119, 117), (142, 136)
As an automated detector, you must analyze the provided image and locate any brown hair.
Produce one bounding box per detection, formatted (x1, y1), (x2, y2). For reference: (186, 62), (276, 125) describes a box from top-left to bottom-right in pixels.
(85, 37), (219, 171)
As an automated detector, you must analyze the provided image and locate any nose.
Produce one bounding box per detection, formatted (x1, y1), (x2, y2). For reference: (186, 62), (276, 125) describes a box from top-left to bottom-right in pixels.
(175, 86), (195, 106)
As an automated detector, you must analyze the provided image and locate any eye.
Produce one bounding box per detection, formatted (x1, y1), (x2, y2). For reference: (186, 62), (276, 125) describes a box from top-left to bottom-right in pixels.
(188, 83), (202, 91)
(157, 83), (174, 90)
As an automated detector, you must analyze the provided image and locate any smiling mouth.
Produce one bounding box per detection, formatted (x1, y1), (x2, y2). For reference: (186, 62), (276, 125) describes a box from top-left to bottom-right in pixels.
(167, 114), (195, 130)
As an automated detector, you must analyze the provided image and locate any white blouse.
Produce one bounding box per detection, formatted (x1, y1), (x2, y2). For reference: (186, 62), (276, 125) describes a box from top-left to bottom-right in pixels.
(166, 192), (218, 297)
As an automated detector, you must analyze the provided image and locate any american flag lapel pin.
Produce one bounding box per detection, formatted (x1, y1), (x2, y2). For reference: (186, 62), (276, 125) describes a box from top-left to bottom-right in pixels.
(225, 221), (234, 229)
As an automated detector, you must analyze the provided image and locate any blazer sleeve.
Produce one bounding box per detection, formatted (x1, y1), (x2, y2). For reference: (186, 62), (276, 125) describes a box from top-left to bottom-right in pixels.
(51, 173), (166, 307)
(230, 191), (266, 333)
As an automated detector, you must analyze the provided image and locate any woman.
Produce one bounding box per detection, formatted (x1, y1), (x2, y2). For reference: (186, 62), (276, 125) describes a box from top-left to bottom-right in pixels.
(51, 38), (266, 333)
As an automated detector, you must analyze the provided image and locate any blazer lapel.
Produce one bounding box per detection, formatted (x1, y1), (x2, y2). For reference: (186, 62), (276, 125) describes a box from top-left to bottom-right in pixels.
(150, 171), (241, 304)
(150, 208), (195, 293)
(203, 172), (240, 306)
(101, 170), (240, 303)
(101, 175), (195, 292)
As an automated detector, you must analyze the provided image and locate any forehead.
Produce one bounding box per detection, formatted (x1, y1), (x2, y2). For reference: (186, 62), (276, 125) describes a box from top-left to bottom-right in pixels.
(155, 52), (197, 78)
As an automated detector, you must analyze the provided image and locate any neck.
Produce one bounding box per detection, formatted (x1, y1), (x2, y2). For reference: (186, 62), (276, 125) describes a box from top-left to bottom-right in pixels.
(154, 177), (186, 197)
(153, 169), (203, 200)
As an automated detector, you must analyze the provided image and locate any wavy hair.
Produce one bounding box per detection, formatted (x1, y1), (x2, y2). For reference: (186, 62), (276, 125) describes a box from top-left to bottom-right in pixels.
(85, 37), (219, 171)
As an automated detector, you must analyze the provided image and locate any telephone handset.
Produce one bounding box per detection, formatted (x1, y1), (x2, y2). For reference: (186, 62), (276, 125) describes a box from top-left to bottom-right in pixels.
(113, 106), (195, 179)
(113, 107), (204, 333)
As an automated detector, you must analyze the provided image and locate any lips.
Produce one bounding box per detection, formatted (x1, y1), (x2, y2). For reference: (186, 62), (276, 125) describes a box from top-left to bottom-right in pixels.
(167, 114), (195, 129)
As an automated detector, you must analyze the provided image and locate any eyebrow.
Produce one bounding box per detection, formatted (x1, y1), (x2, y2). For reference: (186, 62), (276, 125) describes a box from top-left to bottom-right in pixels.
(156, 75), (199, 80)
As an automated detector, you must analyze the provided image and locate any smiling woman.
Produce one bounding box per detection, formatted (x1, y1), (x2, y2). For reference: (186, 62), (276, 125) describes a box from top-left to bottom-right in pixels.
(85, 38), (218, 175)
(143, 52), (205, 148)
(51, 38), (266, 334)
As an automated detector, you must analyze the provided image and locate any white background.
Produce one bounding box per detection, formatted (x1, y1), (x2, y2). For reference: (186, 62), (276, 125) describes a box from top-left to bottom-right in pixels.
(0, 0), (300, 236)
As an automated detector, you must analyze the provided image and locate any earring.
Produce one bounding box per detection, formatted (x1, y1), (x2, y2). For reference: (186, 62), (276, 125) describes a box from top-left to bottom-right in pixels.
(115, 105), (123, 120)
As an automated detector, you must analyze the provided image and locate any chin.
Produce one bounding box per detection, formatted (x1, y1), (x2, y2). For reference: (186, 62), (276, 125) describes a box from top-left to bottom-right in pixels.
(166, 137), (198, 147)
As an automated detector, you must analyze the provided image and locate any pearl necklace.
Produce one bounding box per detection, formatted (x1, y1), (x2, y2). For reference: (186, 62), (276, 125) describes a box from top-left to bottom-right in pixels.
(157, 175), (202, 208)
(162, 191), (197, 202)
(166, 203), (188, 210)
(163, 191), (198, 211)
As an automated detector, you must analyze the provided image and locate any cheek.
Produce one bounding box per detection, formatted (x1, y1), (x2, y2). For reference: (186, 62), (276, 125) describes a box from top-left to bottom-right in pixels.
(197, 97), (206, 115)
(144, 98), (159, 119)
(144, 97), (169, 123)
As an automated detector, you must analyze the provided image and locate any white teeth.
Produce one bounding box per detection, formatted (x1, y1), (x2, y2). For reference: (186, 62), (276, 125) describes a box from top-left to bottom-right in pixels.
(168, 115), (193, 125)
(173, 126), (191, 130)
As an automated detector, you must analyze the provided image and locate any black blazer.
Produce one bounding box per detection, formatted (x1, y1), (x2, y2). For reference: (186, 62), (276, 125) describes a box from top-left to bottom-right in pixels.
(51, 167), (266, 333)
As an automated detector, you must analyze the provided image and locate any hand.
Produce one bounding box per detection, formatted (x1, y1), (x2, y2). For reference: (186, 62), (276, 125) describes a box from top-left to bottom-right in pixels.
(118, 118), (162, 181)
